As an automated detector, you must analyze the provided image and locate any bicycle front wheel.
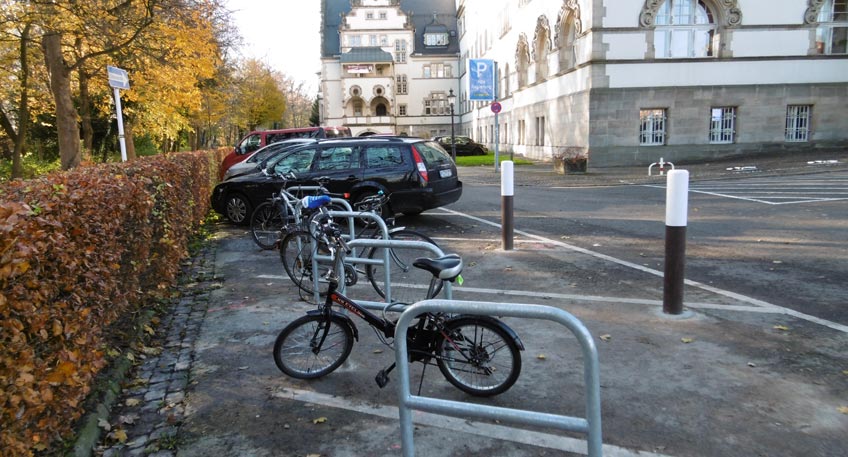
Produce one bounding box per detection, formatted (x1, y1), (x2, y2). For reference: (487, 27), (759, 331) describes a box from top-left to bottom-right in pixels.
(279, 230), (332, 296)
(365, 230), (443, 305)
(436, 317), (522, 397)
(250, 202), (286, 250)
(273, 314), (354, 379)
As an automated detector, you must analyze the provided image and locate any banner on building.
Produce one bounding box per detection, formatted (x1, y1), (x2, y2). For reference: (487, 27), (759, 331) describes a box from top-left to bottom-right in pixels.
(468, 59), (495, 101)
(346, 64), (373, 74)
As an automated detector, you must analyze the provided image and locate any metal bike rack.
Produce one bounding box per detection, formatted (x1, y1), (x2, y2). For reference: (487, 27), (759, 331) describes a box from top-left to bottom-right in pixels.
(306, 210), (448, 308)
(394, 300), (603, 457)
(648, 157), (675, 176)
(346, 238), (449, 312)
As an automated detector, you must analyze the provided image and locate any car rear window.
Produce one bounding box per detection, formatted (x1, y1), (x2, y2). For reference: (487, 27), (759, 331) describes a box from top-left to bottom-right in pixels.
(414, 141), (453, 166)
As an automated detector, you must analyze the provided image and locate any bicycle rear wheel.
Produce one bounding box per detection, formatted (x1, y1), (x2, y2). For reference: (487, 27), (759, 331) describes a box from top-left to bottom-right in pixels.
(279, 230), (332, 296)
(365, 230), (443, 305)
(274, 314), (354, 379)
(436, 317), (522, 397)
(250, 201), (287, 250)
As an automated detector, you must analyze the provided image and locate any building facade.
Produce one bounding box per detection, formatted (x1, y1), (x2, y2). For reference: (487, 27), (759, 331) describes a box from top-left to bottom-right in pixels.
(457, 0), (848, 166)
(319, 0), (461, 138)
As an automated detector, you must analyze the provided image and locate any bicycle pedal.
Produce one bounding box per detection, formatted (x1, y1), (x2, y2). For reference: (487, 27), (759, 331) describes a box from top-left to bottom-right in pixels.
(375, 370), (390, 388)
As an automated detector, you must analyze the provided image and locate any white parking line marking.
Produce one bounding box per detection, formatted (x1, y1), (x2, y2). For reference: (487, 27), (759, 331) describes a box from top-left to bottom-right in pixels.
(437, 208), (848, 334)
(274, 388), (674, 457)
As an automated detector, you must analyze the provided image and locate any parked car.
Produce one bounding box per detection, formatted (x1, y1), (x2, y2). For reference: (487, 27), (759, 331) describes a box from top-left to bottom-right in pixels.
(432, 135), (488, 156)
(219, 126), (351, 180)
(210, 137), (463, 224)
(222, 138), (317, 181)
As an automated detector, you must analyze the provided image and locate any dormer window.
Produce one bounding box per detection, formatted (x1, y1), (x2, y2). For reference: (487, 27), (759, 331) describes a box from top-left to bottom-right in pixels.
(425, 32), (450, 46)
(424, 13), (450, 47)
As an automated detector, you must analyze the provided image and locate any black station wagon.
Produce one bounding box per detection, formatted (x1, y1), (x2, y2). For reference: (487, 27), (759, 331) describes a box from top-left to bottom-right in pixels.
(210, 136), (463, 224)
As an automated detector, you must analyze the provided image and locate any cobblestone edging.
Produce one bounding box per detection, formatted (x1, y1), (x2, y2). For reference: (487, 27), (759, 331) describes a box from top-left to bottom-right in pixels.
(92, 244), (218, 457)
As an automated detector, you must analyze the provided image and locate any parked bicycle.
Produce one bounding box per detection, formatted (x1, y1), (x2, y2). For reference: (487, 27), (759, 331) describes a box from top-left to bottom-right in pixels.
(250, 180), (332, 250)
(273, 202), (524, 396)
(278, 191), (440, 304)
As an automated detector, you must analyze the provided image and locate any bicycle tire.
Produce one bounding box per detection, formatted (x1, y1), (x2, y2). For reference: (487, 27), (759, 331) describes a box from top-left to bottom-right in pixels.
(436, 316), (522, 397)
(365, 230), (443, 304)
(279, 230), (333, 296)
(250, 201), (286, 250)
(273, 314), (354, 379)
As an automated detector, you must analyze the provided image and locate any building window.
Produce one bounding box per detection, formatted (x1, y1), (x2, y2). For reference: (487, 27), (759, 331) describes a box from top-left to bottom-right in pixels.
(394, 40), (407, 63)
(535, 116), (546, 146)
(349, 35), (362, 47)
(816, 0), (848, 54)
(518, 120), (526, 145)
(380, 35), (388, 46)
(425, 32), (450, 47)
(399, 104), (407, 116)
(709, 107), (736, 144)
(423, 63), (450, 78)
(353, 101), (363, 117)
(379, 11), (387, 20)
(785, 105), (812, 142)
(519, 0), (532, 7)
(516, 35), (530, 87)
(640, 109), (667, 146)
(366, 12), (374, 20)
(498, 6), (511, 38)
(396, 75), (407, 95)
(655, 0), (716, 58)
(423, 92), (449, 115)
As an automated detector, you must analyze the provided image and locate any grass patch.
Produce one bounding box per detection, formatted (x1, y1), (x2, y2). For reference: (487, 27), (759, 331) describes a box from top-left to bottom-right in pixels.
(455, 153), (534, 167)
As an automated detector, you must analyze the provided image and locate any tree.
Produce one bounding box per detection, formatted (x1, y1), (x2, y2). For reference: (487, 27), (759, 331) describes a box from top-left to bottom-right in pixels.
(309, 97), (320, 127)
(231, 59), (286, 131)
(0, 2), (34, 178)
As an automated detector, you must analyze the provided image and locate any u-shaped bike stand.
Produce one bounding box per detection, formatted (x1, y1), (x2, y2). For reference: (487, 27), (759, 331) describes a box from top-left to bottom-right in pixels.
(394, 299), (603, 457)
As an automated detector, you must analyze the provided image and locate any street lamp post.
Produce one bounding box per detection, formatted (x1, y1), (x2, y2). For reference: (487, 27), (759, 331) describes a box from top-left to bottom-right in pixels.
(447, 89), (457, 161)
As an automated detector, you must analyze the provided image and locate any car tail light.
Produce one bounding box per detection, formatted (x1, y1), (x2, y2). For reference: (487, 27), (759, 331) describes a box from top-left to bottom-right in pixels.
(411, 145), (429, 183)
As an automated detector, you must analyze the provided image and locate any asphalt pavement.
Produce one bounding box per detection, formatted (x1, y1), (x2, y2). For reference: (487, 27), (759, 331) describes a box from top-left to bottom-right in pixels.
(89, 151), (848, 457)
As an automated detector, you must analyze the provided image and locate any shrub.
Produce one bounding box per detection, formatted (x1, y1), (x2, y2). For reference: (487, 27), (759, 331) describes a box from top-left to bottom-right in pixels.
(0, 149), (225, 455)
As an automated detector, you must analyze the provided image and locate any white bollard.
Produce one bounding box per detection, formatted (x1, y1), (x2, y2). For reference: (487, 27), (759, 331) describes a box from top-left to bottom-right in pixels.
(501, 161), (514, 250)
(664, 169), (689, 314)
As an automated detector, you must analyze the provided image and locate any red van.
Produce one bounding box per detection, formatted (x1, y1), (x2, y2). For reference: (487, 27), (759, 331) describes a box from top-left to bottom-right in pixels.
(219, 126), (351, 180)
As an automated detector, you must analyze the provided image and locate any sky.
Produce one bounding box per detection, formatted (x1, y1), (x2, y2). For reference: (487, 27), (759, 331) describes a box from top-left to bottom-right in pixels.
(226, 0), (322, 97)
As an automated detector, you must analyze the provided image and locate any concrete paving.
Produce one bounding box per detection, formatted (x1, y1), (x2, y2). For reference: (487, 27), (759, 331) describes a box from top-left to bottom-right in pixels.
(92, 154), (848, 457)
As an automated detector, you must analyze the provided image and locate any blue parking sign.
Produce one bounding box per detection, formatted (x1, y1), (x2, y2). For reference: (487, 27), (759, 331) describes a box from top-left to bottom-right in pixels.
(469, 59), (495, 101)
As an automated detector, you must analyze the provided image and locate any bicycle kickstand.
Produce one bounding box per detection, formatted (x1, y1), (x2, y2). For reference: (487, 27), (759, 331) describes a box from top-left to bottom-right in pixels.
(375, 363), (395, 388)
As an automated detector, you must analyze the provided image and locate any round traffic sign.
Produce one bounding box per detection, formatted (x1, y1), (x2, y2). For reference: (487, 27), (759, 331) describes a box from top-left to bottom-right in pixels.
(491, 101), (502, 114)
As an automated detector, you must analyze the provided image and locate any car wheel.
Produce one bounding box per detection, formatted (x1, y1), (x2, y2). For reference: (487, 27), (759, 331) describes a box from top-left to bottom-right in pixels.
(225, 193), (251, 225)
(474, 147), (485, 156)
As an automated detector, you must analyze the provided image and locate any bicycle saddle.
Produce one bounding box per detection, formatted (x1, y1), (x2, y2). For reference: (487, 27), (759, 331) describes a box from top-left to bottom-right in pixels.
(413, 254), (463, 281)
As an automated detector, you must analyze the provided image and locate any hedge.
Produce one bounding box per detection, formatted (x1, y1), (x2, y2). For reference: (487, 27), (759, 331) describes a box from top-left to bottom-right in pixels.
(0, 149), (225, 456)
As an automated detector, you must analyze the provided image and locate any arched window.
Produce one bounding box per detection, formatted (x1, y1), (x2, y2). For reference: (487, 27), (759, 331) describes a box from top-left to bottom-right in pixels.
(534, 16), (551, 82)
(516, 35), (531, 88)
(558, 14), (579, 70)
(816, 0), (847, 54)
(654, 0), (716, 58)
(376, 103), (388, 116)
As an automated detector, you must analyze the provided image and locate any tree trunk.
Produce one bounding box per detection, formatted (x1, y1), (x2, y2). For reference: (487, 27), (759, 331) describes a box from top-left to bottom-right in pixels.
(9, 23), (32, 179)
(42, 32), (81, 170)
(124, 121), (136, 160)
(79, 69), (94, 162)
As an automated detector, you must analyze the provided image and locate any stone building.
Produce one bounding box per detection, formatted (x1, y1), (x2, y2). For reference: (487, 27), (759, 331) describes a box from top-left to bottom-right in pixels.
(457, 0), (848, 166)
(319, 0), (461, 138)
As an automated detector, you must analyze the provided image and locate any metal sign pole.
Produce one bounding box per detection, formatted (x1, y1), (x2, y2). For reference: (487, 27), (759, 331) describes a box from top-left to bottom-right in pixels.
(493, 61), (500, 173)
(107, 66), (130, 162)
(113, 88), (128, 162)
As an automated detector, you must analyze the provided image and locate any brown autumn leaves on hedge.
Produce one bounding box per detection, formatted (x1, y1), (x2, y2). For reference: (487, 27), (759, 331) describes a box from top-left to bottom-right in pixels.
(0, 150), (221, 456)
